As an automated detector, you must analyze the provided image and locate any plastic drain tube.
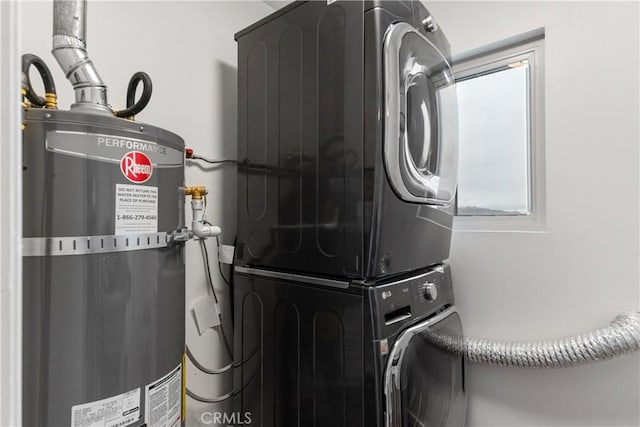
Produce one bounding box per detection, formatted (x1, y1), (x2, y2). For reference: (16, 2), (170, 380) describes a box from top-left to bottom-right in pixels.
(425, 311), (640, 368)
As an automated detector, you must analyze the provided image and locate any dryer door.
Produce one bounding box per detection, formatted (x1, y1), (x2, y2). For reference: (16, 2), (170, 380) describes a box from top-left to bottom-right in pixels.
(384, 307), (466, 427)
(384, 23), (458, 205)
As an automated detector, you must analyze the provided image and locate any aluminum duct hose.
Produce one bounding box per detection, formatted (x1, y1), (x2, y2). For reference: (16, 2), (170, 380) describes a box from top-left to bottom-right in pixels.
(426, 311), (640, 368)
(52, 0), (109, 112)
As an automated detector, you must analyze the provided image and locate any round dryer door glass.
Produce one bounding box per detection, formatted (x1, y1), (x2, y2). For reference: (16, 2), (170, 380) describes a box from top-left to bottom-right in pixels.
(385, 309), (466, 427)
(398, 314), (466, 426)
(384, 23), (458, 205)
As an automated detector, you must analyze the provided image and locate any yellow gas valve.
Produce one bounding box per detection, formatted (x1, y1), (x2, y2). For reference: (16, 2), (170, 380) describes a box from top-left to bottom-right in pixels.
(183, 185), (220, 239)
(184, 186), (208, 200)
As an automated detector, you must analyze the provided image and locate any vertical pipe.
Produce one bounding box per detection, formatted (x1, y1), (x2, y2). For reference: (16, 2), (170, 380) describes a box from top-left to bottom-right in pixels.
(51, 0), (110, 113)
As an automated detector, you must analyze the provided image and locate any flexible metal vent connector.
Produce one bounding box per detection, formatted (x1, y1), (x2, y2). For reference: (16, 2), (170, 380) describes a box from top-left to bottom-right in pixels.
(427, 311), (640, 368)
(52, 0), (109, 112)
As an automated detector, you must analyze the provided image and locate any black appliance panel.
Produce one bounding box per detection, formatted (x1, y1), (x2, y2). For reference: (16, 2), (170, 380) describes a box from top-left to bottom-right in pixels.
(233, 264), (464, 427)
(236, 0), (457, 280)
(233, 272), (366, 427)
(236, 0), (365, 278)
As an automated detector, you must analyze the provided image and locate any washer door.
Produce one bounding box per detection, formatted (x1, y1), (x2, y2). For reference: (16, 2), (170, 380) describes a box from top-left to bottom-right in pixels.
(384, 23), (458, 205)
(384, 307), (466, 427)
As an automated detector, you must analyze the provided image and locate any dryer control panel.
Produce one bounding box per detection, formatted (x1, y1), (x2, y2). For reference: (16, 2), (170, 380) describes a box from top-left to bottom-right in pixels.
(370, 264), (455, 338)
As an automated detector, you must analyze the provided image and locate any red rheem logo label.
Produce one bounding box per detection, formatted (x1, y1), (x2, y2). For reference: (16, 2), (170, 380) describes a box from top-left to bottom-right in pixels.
(120, 151), (153, 183)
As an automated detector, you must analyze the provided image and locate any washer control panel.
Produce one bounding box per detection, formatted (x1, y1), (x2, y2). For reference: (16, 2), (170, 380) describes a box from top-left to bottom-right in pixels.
(410, 265), (454, 313)
(372, 264), (454, 335)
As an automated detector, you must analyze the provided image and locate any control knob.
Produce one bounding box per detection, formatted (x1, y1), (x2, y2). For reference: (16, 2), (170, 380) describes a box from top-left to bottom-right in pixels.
(422, 15), (439, 33)
(423, 282), (437, 301)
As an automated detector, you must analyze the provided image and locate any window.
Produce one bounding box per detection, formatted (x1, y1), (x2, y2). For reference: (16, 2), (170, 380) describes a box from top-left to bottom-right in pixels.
(452, 29), (545, 230)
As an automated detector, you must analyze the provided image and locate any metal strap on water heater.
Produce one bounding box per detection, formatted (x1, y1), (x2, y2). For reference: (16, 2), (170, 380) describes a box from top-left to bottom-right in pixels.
(23, 231), (171, 257)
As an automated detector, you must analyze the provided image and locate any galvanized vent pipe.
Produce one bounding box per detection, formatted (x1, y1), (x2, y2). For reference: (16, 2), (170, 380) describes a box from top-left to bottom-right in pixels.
(426, 311), (640, 368)
(52, 0), (109, 113)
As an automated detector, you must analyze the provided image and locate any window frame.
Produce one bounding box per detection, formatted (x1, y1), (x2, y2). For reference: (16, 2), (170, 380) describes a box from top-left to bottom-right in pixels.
(452, 33), (546, 232)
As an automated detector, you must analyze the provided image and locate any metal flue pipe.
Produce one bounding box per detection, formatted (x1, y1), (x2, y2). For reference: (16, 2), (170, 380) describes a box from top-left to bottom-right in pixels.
(52, 0), (109, 113)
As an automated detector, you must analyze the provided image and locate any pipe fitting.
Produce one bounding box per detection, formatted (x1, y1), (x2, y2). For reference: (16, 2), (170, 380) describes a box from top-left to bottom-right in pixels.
(190, 199), (221, 239)
(184, 186), (208, 200)
(184, 186), (221, 239)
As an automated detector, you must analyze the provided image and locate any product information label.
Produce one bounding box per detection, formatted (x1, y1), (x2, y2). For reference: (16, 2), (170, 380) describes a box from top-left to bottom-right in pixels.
(71, 388), (141, 427)
(145, 364), (182, 427)
(115, 184), (158, 235)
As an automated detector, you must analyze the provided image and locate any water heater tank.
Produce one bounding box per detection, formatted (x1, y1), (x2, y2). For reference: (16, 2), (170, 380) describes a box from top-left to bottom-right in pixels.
(22, 108), (185, 427)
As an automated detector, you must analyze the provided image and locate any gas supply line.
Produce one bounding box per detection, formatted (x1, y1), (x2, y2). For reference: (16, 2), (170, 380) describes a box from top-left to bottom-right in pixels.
(174, 184), (226, 340)
(178, 186), (224, 332)
(22, 53), (58, 110)
(21, 53), (58, 130)
(178, 185), (247, 405)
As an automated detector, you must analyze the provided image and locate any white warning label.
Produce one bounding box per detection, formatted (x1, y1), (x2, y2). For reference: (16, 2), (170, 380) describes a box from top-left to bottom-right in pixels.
(115, 183), (158, 235)
(71, 388), (141, 427)
(145, 364), (182, 427)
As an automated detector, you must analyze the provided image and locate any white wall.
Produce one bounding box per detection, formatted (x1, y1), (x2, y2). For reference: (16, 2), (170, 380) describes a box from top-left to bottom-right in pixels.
(20, 1), (273, 425)
(427, 1), (640, 426)
(1, 1), (23, 425)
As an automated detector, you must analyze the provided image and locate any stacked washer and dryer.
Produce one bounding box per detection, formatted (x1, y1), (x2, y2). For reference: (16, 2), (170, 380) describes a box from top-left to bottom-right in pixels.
(233, 1), (464, 425)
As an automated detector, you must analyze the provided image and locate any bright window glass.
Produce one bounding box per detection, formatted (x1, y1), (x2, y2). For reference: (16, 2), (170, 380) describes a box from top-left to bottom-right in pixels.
(456, 61), (531, 216)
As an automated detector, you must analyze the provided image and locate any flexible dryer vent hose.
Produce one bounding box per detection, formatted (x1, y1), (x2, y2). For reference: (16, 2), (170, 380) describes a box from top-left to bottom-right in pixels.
(427, 311), (640, 368)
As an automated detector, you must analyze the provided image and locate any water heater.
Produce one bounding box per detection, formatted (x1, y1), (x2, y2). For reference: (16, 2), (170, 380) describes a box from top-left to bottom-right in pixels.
(21, 1), (185, 426)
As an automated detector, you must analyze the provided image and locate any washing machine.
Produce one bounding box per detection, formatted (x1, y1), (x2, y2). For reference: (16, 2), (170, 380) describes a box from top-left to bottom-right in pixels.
(232, 264), (466, 426)
(235, 0), (458, 280)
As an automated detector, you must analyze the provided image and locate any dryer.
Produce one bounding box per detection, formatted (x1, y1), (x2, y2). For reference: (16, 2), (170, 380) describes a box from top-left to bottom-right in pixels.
(235, 0), (458, 280)
(232, 264), (466, 426)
